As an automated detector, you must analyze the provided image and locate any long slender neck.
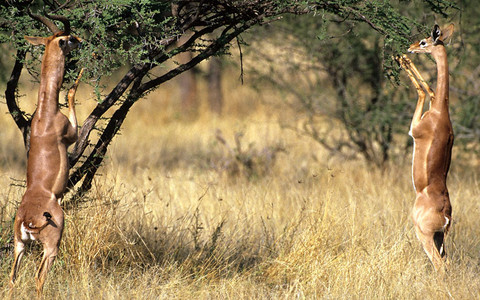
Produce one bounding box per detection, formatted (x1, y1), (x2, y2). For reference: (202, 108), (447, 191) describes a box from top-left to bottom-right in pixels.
(36, 46), (65, 116)
(431, 46), (449, 112)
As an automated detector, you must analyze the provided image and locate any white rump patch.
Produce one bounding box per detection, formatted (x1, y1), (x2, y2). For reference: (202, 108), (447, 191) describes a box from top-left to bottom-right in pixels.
(444, 216), (450, 230)
(20, 223), (35, 241)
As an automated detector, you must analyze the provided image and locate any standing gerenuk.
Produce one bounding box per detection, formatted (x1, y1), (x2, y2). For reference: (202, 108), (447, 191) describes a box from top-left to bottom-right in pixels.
(398, 24), (455, 272)
(9, 11), (83, 296)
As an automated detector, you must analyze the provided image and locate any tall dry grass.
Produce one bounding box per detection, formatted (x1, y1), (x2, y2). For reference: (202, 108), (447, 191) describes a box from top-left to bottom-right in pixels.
(1, 64), (480, 299)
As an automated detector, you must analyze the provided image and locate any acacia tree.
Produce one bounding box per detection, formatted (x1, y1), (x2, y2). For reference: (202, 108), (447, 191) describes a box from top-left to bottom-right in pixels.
(0, 0), (455, 197)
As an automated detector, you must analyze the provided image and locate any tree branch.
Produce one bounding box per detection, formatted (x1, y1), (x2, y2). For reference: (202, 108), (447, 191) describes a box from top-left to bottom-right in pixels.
(69, 63), (151, 166)
(5, 50), (31, 151)
(67, 19), (256, 193)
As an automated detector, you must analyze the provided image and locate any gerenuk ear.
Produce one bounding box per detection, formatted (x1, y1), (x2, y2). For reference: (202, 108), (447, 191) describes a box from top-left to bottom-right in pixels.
(441, 24), (455, 44)
(24, 36), (47, 46)
(431, 24), (442, 44)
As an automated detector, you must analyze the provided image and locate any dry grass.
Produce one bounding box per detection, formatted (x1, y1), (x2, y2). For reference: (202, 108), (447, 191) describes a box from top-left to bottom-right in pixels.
(1, 65), (480, 299)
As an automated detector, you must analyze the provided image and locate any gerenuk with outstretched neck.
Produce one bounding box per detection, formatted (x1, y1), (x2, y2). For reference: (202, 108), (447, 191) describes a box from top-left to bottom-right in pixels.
(398, 24), (455, 272)
(9, 11), (83, 296)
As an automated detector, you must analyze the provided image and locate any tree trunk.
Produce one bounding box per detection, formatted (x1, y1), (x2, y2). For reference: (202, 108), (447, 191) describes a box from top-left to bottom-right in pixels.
(208, 56), (223, 116)
(177, 33), (198, 118)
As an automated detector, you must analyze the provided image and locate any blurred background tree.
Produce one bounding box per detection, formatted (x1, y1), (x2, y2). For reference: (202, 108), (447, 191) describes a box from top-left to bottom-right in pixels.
(0, 0), (460, 197)
(247, 17), (408, 168)
(245, 1), (470, 168)
(449, 0), (480, 157)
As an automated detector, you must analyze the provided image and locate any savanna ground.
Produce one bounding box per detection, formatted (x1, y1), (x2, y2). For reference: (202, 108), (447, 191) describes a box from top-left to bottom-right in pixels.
(1, 60), (480, 299)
